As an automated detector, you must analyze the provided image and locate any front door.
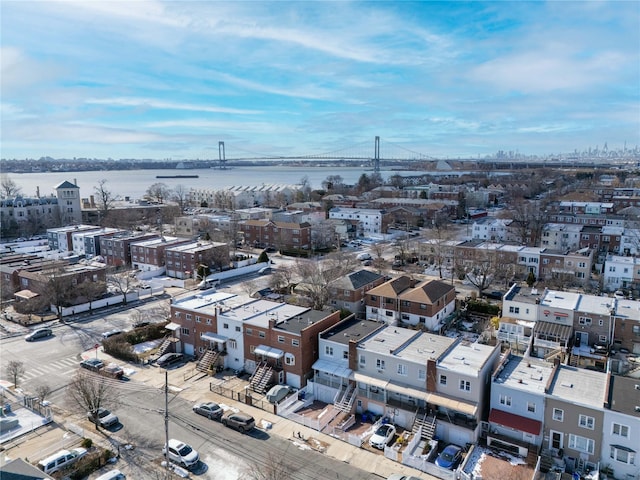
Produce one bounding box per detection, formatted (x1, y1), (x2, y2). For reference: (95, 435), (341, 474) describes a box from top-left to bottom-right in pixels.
(575, 331), (589, 347)
(550, 430), (563, 451)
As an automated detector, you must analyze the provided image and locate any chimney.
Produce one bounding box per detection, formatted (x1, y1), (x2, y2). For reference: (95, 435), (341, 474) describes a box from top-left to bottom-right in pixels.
(426, 358), (437, 391)
(348, 340), (358, 371)
(90, 195), (95, 207)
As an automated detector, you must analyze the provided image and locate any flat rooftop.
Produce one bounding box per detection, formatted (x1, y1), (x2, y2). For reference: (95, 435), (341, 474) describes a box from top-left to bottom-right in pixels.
(438, 341), (496, 377)
(540, 290), (580, 311)
(321, 318), (382, 346)
(395, 332), (456, 363)
(172, 291), (238, 312)
(575, 294), (615, 316)
(547, 365), (608, 409)
(493, 355), (555, 395)
(358, 325), (419, 356)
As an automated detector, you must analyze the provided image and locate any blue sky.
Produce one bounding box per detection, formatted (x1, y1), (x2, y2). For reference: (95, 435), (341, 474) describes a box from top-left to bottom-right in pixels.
(1, 1), (638, 160)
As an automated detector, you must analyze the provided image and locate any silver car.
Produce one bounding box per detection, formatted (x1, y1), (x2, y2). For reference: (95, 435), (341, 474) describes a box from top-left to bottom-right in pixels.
(87, 408), (119, 428)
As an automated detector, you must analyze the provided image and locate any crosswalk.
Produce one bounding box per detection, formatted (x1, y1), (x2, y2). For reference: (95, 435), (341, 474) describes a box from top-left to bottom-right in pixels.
(16, 355), (81, 384)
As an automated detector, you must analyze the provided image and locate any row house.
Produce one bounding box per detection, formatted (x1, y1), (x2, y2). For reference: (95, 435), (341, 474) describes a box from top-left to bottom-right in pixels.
(579, 225), (623, 257)
(471, 217), (510, 242)
(540, 224), (583, 251)
(327, 269), (387, 318)
(545, 212), (625, 227)
(165, 241), (229, 280)
(241, 219), (311, 251)
(571, 294), (616, 371)
(130, 236), (191, 274)
(488, 353), (556, 458)
(612, 298), (640, 355)
(47, 224), (101, 252)
(620, 228), (640, 256)
(603, 255), (640, 292)
(328, 207), (387, 237)
(71, 227), (120, 258)
(551, 201), (615, 215)
(538, 248), (594, 287)
(167, 291), (341, 388)
(365, 276), (457, 331)
(492, 354), (640, 479)
(312, 319), (500, 447)
(99, 232), (158, 268)
(367, 198), (457, 227)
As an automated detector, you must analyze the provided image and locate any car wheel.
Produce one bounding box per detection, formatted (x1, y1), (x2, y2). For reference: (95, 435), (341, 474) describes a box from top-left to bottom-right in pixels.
(240, 426), (246, 433)
(222, 420), (227, 426)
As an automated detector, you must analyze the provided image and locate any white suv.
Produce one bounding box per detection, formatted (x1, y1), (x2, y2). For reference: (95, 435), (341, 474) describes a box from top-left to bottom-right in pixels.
(163, 439), (199, 468)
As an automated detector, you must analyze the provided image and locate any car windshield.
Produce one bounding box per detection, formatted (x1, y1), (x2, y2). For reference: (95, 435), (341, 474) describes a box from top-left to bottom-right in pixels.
(98, 410), (110, 418)
(441, 450), (456, 461)
(376, 425), (391, 435)
(177, 445), (193, 456)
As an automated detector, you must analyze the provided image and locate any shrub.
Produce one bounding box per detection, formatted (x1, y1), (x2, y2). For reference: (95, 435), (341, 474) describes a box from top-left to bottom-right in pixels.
(80, 437), (93, 449)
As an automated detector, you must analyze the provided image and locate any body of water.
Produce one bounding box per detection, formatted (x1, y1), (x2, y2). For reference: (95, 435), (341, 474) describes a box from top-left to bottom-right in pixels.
(10, 166), (432, 200)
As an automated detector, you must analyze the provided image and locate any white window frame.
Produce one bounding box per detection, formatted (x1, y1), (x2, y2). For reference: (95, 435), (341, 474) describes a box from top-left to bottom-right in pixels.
(612, 423), (629, 438)
(499, 394), (512, 407)
(578, 414), (595, 430)
(459, 380), (470, 392)
(553, 408), (564, 422)
(568, 434), (594, 455)
(397, 364), (407, 376)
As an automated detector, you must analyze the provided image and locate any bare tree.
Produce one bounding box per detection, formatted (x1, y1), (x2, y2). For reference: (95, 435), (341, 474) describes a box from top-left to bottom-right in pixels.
(34, 384), (52, 405)
(94, 179), (116, 224)
(67, 371), (117, 430)
(77, 280), (107, 313)
(294, 252), (358, 310)
(146, 182), (172, 204)
(6, 360), (25, 388)
(40, 267), (75, 320)
(107, 269), (136, 305)
(0, 174), (22, 199)
(270, 265), (295, 294)
(172, 184), (190, 214)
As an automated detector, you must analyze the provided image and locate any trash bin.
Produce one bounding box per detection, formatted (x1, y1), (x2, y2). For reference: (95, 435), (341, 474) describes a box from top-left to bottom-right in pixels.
(4, 403), (10, 413)
(298, 391), (306, 400)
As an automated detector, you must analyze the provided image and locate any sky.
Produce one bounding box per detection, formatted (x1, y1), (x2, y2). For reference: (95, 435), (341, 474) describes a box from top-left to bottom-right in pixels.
(1, 1), (639, 160)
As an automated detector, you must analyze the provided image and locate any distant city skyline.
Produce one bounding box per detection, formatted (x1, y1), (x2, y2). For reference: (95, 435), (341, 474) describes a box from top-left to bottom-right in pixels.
(1, 1), (639, 160)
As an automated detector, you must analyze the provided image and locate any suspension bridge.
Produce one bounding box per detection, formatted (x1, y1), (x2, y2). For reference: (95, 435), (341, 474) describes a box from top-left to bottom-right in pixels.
(215, 136), (438, 172)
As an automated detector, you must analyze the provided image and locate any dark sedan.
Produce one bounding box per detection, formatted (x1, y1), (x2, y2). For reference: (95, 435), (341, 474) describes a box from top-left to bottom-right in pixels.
(156, 353), (184, 368)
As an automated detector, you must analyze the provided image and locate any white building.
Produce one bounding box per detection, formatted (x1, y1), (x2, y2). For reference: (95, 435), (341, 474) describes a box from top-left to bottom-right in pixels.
(329, 207), (384, 237)
(541, 224), (582, 251)
(603, 255), (640, 292)
(471, 217), (509, 242)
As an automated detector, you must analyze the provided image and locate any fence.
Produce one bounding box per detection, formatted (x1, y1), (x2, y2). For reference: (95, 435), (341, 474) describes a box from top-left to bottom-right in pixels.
(209, 382), (275, 413)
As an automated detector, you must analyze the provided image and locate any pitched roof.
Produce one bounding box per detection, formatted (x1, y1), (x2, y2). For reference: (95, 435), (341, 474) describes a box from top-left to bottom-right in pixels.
(331, 269), (384, 290)
(55, 180), (78, 189)
(367, 275), (413, 297)
(402, 279), (455, 303)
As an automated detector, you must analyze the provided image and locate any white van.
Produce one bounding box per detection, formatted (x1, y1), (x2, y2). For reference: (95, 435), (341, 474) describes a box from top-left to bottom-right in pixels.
(356, 252), (372, 261)
(96, 469), (126, 480)
(38, 447), (87, 475)
(198, 278), (220, 290)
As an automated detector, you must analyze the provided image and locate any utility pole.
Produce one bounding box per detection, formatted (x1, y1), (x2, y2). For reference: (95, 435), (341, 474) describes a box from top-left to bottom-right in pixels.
(164, 370), (170, 475)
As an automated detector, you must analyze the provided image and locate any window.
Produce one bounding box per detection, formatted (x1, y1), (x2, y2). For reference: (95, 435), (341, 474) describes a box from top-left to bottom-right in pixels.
(181, 328), (189, 335)
(568, 434), (594, 454)
(228, 339), (237, 349)
(418, 369), (426, 380)
(291, 339), (299, 347)
(185, 314), (192, 321)
(250, 345), (255, 353)
(235, 326), (241, 332)
(285, 353), (295, 366)
(459, 380), (470, 391)
(610, 446), (636, 464)
(359, 354), (366, 366)
(579, 317), (592, 325)
(246, 328), (253, 335)
(499, 394), (512, 407)
(439, 375), (447, 386)
(376, 359), (385, 371)
(612, 423), (629, 438)
(223, 323), (229, 329)
(206, 318), (212, 325)
(509, 306), (520, 314)
(553, 408), (564, 422)
(527, 402), (536, 413)
(397, 364), (407, 376)
(277, 335), (285, 343)
(343, 350), (348, 360)
(195, 316), (201, 323)
(259, 331), (265, 338)
(325, 346), (334, 356)
(578, 414), (595, 430)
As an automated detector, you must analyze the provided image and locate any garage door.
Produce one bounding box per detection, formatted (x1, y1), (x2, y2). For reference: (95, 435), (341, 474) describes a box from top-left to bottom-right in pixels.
(183, 343), (194, 356)
(633, 342), (640, 354)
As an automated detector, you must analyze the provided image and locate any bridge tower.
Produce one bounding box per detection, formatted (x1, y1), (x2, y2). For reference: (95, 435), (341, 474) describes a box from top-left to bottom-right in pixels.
(373, 136), (380, 172)
(218, 141), (226, 170)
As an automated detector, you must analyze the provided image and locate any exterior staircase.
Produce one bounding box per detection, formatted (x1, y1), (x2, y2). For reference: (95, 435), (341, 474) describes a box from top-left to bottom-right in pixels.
(156, 337), (172, 357)
(250, 362), (273, 394)
(413, 411), (437, 441)
(196, 349), (220, 374)
(525, 445), (539, 467)
(569, 353), (579, 367)
(334, 383), (356, 413)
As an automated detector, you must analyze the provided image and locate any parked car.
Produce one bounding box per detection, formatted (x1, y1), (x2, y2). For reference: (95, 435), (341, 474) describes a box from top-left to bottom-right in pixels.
(163, 439), (199, 468)
(25, 328), (53, 342)
(101, 329), (124, 339)
(156, 353), (184, 368)
(80, 358), (105, 372)
(258, 266), (272, 275)
(221, 411), (255, 433)
(266, 385), (291, 404)
(192, 401), (223, 420)
(87, 408), (119, 428)
(369, 423), (396, 449)
(102, 363), (125, 379)
(38, 448), (87, 475)
(484, 291), (504, 300)
(95, 470), (126, 480)
(435, 444), (463, 470)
